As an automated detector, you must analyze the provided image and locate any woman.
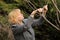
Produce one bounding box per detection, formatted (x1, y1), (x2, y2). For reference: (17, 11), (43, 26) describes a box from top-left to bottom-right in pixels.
(8, 5), (48, 40)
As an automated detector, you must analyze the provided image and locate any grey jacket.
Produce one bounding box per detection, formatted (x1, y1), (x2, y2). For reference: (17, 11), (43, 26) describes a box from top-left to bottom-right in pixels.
(11, 16), (43, 40)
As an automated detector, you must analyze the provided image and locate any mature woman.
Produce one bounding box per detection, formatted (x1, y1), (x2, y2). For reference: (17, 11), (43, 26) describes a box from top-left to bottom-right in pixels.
(8, 5), (48, 40)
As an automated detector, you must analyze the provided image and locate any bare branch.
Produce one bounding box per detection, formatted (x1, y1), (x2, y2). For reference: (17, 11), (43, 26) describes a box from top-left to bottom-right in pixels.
(53, 0), (60, 24)
(24, 0), (37, 10)
(51, 0), (60, 13)
(56, 11), (60, 23)
(55, 20), (59, 27)
(42, 14), (60, 31)
(28, 3), (35, 10)
(28, 0), (37, 9)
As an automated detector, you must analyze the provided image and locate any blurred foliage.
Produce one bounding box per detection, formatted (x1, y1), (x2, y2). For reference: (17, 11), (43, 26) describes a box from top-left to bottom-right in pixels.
(0, 23), (15, 40)
(0, 0), (60, 40)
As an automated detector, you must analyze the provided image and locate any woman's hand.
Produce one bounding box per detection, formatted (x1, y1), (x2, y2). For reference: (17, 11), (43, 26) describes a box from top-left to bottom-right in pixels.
(37, 5), (48, 16)
(30, 5), (48, 18)
(37, 8), (43, 13)
(30, 10), (37, 18)
(42, 5), (48, 16)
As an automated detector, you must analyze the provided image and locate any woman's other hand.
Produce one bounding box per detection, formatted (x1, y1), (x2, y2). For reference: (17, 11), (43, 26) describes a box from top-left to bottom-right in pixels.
(42, 5), (48, 16)
(37, 5), (48, 16)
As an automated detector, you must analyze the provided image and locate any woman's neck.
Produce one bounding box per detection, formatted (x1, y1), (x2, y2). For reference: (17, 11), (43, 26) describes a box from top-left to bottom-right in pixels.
(17, 21), (23, 25)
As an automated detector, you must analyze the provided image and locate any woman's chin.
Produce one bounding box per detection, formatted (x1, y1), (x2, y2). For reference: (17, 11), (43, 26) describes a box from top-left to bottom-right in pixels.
(19, 19), (24, 21)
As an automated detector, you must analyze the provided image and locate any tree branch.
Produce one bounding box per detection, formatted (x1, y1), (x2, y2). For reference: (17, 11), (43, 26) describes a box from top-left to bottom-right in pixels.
(51, 0), (60, 24)
(42, 14), (60, 31)
(56, 11), (60, 24)
(24, 0), (37, 10)
(51, 0), (60, 13)
(55, 20), (59, 27)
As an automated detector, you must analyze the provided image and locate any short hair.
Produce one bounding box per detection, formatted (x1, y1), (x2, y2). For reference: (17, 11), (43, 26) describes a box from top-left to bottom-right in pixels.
(8, 9), (22, 24)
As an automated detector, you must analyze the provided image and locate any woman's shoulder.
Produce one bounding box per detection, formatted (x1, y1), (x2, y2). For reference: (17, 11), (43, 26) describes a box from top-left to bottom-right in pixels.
(23, 19), (27, 21)
(23, 19), (28, 23)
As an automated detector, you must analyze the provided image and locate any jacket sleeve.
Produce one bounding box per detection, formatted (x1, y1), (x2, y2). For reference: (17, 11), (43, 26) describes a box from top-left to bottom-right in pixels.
(24, 16), (44, 27)
(32, 16), (44, 27)
(23, 16), (34, 28)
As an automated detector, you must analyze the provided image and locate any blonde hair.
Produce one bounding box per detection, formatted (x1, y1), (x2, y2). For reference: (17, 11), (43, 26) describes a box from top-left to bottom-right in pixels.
(8, 9), (22, 24)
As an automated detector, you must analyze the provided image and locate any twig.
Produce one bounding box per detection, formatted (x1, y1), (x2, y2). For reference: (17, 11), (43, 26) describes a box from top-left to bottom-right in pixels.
(51, 0), (60, 13)
(28, 3), (35, 10)
(42, 14), (60, 31)
(28, 0), (37, 9)
(53, 0), (60, 24)
(51, 0), (60, 27)
(55, 20), (59, 27)
(24, 0), (35, 10)
(24, 0), (37, 10)
(56, 11), (60, 23)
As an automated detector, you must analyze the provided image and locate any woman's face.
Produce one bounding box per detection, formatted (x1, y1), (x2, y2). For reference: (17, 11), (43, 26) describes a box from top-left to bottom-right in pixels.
(17, 13), (24, 21)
